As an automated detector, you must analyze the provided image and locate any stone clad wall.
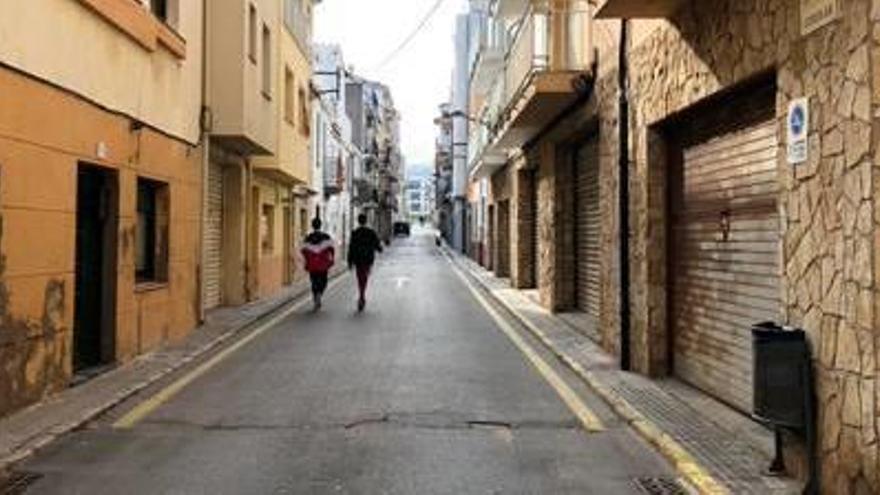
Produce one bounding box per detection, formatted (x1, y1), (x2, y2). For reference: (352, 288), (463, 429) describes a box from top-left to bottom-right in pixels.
(621, 0), (878, 491)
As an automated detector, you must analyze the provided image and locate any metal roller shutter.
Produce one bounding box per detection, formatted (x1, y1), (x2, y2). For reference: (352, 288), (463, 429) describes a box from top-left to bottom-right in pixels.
(672, 118), (780, 412)
(203, 161), (224, 310)
(574, 140), (601, 319)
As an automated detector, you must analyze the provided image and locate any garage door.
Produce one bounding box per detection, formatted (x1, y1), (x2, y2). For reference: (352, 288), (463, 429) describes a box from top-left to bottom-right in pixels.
(574, 140), (601, 319)
(672, 117), (780, 413)
(203, 161), (224, 310)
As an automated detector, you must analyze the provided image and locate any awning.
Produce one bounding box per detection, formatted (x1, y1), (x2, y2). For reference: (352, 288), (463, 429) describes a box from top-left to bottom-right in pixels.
(594, 0), (685, 18)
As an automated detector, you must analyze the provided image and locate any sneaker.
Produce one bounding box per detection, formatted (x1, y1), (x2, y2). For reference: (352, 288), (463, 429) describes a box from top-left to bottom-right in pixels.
(313, 294), (322, 311)
(357, 298), (366, 312)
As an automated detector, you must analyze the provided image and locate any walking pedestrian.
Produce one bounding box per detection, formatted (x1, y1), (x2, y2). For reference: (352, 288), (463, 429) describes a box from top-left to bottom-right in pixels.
(301, 218), (335, 310)
(348, 214), (383, 312)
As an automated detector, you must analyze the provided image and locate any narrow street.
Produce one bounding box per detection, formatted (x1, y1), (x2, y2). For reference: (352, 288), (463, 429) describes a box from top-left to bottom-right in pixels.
(17, 231), (675, 494)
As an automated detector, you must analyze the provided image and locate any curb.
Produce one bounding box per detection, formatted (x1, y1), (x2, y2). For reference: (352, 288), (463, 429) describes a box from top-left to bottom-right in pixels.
(443, 248), (728, 495)
(0, 269), (347, 475)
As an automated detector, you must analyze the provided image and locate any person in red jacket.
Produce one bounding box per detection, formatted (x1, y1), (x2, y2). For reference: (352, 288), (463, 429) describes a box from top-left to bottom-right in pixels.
(301, 218), (335, 310)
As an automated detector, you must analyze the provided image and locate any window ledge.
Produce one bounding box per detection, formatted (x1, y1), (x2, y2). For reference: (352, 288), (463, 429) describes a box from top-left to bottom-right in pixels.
(157, 22), (187, 59)
(135, 281), (169, 293)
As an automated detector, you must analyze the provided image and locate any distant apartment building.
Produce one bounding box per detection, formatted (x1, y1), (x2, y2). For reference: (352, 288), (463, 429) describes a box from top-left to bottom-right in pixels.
(404, 177), (435, 222)
(0, 0), (204, 416)
(345, 79), (403, 244)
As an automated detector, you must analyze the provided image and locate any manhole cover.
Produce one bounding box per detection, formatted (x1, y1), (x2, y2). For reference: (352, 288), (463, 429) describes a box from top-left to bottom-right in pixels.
(0, 471), (43, 495)
(633, 477), (688, 495)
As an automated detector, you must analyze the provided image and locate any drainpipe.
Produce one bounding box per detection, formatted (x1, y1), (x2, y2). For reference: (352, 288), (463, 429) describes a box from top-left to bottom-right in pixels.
(618, 19), (631, 371)
(198, 0), (210, 323)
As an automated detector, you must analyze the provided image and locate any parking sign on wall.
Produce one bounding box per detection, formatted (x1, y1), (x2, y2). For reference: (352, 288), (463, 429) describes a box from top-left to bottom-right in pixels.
(787, 98), (809, 165)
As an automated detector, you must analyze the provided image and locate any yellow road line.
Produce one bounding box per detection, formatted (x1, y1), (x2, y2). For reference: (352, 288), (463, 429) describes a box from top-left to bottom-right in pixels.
(446, 253), (727, 495)
(113, 275), (347, 429)
(449, 262), (604, 433)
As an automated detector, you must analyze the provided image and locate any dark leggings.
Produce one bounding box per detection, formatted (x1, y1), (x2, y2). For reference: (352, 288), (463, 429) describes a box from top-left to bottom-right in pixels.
(355, 264), (372, 300)
(310, 272), (328, 295)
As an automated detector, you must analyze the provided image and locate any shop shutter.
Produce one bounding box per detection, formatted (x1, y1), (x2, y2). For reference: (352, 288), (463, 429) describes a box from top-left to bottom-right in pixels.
(203, 161), (224, 310)
(672, 118), (780, 412)
(574, 140), (601, 319)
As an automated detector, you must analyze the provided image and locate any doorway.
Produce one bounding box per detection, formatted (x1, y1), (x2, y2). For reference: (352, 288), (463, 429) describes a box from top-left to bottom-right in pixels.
(74, 164), (118, 372)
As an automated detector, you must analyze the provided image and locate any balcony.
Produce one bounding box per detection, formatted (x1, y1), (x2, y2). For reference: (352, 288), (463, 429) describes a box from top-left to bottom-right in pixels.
(594, 0), (685, 18)
(207, 0), (275, 155)
(468, 93), (507, 178)
(487, 0), (593, 152)
(470, 15), (508, 101)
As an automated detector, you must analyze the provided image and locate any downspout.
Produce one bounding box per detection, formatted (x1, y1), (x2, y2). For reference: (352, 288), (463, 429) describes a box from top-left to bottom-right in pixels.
(618, 18), (631, 371)
(198, 0), (210, 322)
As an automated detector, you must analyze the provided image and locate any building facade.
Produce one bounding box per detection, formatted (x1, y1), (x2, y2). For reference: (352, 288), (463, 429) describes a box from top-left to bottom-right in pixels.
(345, 79), (403, 243)
(467, 0), (880, 491)
(404, 176), (435, 223)
(434, 104), (455, 240)
(0, 0), (204, 415)
(203, 0), (318, 310)
(313, 44), (356, 256)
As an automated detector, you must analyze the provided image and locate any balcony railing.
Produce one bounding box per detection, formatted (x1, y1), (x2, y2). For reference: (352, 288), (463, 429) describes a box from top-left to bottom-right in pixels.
(470, 14), (509, 98)
(503, 1), (591, 112)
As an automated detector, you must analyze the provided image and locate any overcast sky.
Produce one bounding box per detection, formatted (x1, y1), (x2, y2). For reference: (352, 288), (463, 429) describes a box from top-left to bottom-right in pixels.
(314, 0), (469, 170)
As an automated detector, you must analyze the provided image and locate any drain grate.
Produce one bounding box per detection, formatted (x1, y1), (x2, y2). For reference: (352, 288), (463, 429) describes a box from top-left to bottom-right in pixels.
(633, 477), (688, 495)
(0, 471), (43, 495)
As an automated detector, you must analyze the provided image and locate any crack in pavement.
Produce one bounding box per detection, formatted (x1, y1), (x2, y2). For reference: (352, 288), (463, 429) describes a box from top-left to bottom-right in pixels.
(136, 412), (581, 434)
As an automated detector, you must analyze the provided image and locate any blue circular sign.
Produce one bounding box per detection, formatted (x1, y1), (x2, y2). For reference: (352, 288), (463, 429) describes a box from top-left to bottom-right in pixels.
(790, 104), (806, 137)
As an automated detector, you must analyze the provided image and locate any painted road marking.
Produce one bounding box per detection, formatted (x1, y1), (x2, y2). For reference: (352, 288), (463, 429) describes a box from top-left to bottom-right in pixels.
(446, 255), (729, 495)
(113, 276), (348, 429)
(449, 262), (605, 433)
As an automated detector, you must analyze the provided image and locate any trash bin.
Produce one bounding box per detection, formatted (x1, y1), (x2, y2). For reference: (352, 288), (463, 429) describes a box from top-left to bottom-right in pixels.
(752, 322), (809, 429)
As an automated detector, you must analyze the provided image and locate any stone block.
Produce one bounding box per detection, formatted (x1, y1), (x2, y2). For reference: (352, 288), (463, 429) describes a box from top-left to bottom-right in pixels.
(824, 127), (844, 157)
(820, 315), (839, 368)
(837, 323), (862, 373)
(853, 86), (871, 123)
(847, 45), (869, 84)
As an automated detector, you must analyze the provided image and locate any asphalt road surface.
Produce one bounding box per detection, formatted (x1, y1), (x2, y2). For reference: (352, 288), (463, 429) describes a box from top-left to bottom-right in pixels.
(17, 230), (677, 494)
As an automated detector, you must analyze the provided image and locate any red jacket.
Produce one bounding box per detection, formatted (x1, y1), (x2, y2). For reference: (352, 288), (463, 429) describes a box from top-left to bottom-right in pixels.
(301, 231), (335, 273)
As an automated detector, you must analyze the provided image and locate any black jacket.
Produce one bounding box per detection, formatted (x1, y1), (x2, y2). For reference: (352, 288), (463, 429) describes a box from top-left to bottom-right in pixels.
(347, 226), (382, 267)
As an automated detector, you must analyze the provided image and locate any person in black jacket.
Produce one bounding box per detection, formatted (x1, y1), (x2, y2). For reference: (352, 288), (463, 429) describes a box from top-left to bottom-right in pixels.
(347, 214), (383, 312)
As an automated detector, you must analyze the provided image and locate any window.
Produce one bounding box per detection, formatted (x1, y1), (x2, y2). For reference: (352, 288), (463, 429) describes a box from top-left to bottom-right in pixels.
(299, 86), (310, 136)
(262, 24), (272, 98)
(261, 204), (275, 253)
(136, 178), (169, 284)
(248, 4), (257, 63)
(285, 67), (295, 124)
(149, 0), (168, 22)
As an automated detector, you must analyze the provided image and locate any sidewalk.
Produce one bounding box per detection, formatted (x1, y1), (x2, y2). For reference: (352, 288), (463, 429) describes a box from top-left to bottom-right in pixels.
(448, 249), (802, 495)
(0, 269), (346, 473)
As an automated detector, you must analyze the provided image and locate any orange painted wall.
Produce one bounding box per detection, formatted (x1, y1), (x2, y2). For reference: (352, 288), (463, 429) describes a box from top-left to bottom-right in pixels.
(0, 65), (201, 416)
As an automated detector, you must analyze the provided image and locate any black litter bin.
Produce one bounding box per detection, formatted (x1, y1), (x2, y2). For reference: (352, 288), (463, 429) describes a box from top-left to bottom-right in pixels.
(752, 322), (818, 491)
(752, 322), (809, 429)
